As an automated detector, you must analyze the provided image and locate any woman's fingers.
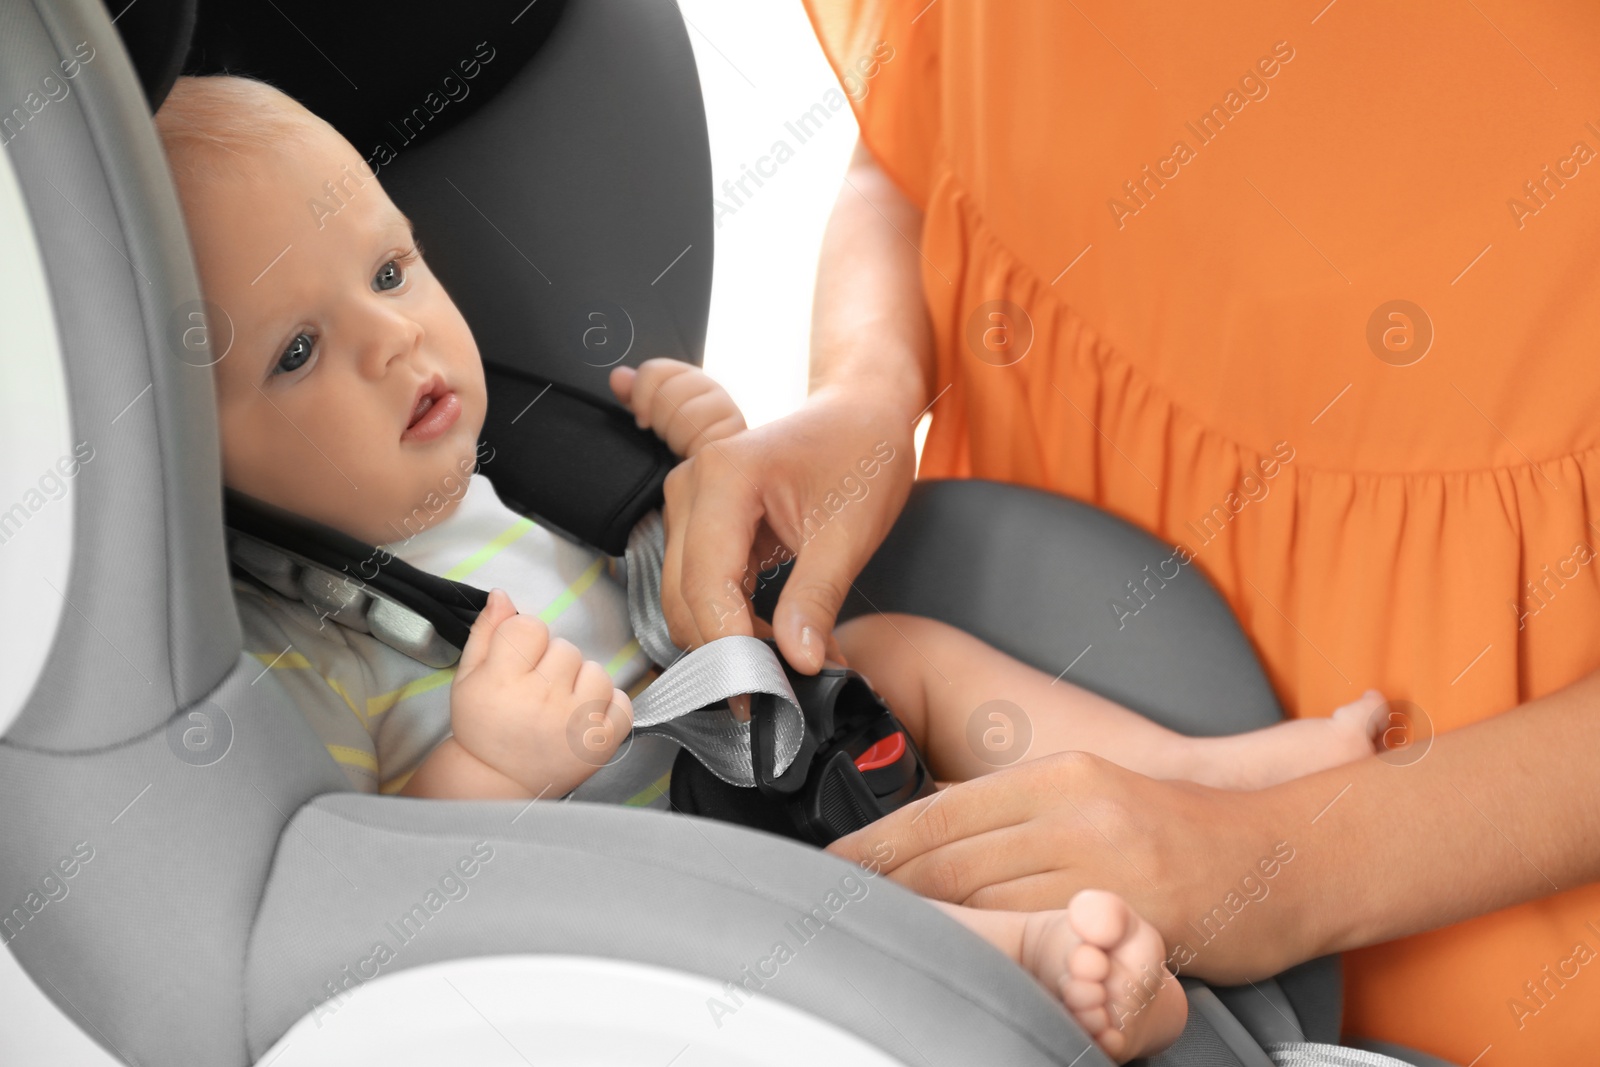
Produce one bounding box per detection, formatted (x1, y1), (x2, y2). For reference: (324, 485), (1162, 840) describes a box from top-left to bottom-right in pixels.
(826, 753), (1159, 907)
(885, 822), (1069, 905)
(771, 521), (860, 674)
(655, 390), (916, 669)
(675, 454), (768, 646)
(826, 761), (1041, 874)
(660, 464), (698, 649)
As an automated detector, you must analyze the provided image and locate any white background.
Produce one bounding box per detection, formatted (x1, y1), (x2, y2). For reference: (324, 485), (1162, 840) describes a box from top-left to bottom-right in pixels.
(682, 0), (860, 430)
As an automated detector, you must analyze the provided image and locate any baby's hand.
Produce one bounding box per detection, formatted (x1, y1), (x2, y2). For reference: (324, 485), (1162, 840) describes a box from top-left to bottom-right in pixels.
(449, 588), (634, 797)
(609, 358), (748, 459)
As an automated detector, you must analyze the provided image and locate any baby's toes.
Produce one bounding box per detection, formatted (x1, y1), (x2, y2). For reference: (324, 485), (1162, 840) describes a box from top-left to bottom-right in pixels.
(1061, 942), (1116, 1032)
(1067, 939), (1112, 983)
(1063, 941), (1113, 1029)
(1066, 888), (1135, 951)
(1332, 689), (1388, 751)
(1061, 975), (1118, 1056)
(1066, 890), (1185, 1061)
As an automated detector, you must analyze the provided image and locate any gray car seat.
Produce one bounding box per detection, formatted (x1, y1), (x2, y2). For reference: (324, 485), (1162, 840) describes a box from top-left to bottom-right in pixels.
(0, 0), (1456, 1064)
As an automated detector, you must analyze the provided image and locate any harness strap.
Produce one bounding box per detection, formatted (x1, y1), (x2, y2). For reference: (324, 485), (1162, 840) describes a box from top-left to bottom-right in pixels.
(226, 495), (804, 785)
(622, 509), (807, 787)
(1266, 1043), (1442, 1067)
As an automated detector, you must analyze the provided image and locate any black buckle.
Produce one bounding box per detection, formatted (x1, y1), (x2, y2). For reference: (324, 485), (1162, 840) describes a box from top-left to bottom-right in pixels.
(669, 639), (937, 846)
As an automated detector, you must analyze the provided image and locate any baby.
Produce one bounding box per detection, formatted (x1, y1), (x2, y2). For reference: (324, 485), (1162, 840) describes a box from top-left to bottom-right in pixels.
(156, 74), (1387, 1062)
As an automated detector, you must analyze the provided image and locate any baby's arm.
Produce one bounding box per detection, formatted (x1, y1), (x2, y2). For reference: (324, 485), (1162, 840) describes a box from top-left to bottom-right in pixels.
(402, 589), (633, 799)
(835, 612), (1382, 790)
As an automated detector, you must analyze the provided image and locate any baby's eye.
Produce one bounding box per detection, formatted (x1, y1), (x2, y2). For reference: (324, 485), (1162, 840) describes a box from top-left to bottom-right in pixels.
(274, 332), (315, 377)
(373, 258), (406, 292)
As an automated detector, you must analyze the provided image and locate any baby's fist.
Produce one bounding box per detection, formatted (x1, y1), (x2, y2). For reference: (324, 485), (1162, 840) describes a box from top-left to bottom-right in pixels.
(451, 589), (634, 796)
(609, 358), (747, 459)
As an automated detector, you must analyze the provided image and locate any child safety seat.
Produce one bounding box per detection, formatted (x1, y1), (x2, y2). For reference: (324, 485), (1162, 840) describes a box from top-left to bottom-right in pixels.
(0, 0), (1459, 1063)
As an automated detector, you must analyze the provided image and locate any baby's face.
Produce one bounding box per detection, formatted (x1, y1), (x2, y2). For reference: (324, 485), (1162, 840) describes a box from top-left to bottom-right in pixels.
(188, 121), (487, 546)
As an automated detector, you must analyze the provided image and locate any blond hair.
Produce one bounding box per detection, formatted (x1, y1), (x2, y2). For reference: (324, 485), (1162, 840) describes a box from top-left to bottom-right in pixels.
(154, 74), (328, 188)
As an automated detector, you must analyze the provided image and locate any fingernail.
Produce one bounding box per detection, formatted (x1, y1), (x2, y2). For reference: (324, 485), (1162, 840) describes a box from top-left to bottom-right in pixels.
(800, 625), (819, 669)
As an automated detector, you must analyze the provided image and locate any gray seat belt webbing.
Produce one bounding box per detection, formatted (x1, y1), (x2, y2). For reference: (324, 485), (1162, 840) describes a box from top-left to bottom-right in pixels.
(623, 510), (805, 786)
(1266, 1044), (1446, 1067)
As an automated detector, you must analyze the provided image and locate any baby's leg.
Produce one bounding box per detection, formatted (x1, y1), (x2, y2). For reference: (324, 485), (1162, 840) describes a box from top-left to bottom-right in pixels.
(834, 612), (1383, 788)
(835, 611), (1199, 781)
(930, 891), (1187, 1063)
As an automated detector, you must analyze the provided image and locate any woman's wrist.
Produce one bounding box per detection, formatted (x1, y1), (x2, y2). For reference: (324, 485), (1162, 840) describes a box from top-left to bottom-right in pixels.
(1141, 780), (1327, 983)
(809, 372), (927, 442)
(1242, 776), (1355, 972)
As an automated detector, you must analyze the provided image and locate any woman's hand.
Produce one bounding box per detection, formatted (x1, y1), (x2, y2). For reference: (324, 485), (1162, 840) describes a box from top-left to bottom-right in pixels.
(826, 751), (1317, 985)
(648, 386), (917, 673)
(616, 138), (931, 676)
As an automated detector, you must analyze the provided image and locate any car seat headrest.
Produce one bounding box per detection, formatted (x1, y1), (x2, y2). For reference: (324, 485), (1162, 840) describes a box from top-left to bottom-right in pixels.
(99, 0), (194, 110)
(181, 0), (567, 156)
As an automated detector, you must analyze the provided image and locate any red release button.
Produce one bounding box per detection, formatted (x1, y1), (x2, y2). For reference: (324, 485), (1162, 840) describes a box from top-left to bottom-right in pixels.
(853, 731), (907, 772)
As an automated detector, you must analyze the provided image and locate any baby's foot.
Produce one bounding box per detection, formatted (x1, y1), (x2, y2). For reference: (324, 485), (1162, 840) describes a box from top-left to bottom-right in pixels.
(1020, 889), (1187, 1063)
(1188, 689), (1388, 790)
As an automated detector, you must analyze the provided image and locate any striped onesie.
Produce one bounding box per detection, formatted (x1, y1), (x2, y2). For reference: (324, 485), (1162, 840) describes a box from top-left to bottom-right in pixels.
(232, 473), (678, 806)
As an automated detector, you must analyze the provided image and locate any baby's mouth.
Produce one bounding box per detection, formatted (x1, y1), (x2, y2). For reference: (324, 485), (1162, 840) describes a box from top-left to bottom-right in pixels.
(406, 376), (448, 430)
(407, 393), (438, 428)
(402, 375), (462, 443)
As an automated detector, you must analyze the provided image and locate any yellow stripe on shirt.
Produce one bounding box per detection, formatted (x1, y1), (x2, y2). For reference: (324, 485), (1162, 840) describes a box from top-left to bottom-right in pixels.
(379, 767), (417, 795)
(365, 667), (456, 719)
(536, 558), (604, 623)
(624, 662), (662, 701)
(606, 638), (644, 678)
(326, 744), (379, 773)
(251, 648), (312, 670)
(249, 643), (363, 729)
(439, 517), (606, 629)
(324, 677), (362, 721)
(442, 517), (537, 582)
(623, 771), (672, 807)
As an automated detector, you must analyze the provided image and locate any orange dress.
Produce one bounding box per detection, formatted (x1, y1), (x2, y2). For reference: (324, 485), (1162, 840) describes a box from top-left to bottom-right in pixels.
(802, 1), (1600, 1063)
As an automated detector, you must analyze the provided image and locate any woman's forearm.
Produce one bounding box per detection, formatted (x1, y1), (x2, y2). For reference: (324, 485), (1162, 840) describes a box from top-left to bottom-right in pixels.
(809, 139), (935, 424)
(1270, 666), (1600, 961)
